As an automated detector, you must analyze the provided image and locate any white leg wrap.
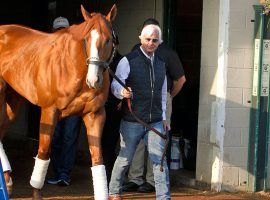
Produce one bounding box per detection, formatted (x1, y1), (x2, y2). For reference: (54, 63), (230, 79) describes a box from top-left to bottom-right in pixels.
(0, 142), (11, 172)
(91, 165), (108, 200)
(30, 156), (50, 189)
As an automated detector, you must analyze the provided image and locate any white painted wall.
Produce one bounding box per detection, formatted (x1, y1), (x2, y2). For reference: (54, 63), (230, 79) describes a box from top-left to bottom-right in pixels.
(197, 0), (259, 192)
(223, 0), (257, 191)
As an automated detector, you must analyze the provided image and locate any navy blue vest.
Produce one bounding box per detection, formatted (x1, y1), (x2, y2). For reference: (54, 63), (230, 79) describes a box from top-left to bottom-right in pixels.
(123, 48), (166, 123)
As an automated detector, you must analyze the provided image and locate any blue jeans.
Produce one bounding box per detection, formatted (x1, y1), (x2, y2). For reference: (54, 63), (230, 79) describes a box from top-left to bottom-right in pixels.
(109, 120), (170, 199)
(51, 116), (81, 180)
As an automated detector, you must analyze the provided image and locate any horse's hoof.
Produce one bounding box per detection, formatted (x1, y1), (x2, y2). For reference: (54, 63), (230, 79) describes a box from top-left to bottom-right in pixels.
(32, 189), (42, 200)
(32, 194), (42, 200)
(6, 177), (12, 197)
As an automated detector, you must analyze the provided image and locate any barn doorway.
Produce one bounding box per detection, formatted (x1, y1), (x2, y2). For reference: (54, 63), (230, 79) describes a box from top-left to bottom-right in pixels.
(168, 0), (202, 174)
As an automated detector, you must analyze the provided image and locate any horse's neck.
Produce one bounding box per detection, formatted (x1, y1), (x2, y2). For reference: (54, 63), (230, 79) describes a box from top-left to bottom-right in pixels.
(51, 32), (71, 49)
(68, 22), (93, 40)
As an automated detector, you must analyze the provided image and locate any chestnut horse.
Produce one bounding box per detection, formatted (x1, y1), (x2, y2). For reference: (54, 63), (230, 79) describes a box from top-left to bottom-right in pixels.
(0, 4), (117, 200)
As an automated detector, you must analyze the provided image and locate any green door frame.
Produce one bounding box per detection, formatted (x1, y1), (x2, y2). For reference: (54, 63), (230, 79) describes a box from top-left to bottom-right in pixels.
(163, 0), (176, 49)
(248, 5), (270, 192)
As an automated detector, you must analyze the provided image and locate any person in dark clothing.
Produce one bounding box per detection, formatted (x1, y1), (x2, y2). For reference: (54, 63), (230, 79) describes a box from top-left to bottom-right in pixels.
(101, 36), (123, 183)
(123, 18), (186, 193)
(46, 17), (82, 187)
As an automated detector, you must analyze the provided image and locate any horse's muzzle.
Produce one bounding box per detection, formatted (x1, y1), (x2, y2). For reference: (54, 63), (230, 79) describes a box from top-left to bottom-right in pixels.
(86, 75), (103, 89)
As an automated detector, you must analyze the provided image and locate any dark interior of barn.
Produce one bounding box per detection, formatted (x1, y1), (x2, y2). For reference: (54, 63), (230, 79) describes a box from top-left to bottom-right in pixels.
(0, 0), (202, 183)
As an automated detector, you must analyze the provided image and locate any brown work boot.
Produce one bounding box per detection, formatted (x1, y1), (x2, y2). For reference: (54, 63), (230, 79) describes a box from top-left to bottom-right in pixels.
(108, 194), (122, 200)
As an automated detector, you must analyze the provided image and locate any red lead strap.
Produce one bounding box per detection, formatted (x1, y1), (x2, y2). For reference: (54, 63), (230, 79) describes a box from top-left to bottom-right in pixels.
(107, 67), (169, 172)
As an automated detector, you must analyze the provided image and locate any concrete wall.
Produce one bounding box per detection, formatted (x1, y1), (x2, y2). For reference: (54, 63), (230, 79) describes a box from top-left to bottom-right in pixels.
(197, 0), (259, 192)
(223, 0), (257, 191)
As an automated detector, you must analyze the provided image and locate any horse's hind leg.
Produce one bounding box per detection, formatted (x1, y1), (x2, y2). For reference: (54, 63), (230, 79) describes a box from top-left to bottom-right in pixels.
(0, 82), (23, 196)
(30, 107), (58, 200)
(83, 107), (108, 200)
(0, 79), (8, 139)
(0, 81), (10, 196)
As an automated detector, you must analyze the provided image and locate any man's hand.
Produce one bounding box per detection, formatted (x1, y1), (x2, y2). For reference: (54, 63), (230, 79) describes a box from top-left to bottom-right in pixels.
(121, 87), (132, 98)
(163, 120), (171, 132)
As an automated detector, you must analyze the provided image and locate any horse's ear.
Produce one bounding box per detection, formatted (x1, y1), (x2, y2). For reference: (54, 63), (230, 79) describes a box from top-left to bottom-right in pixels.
(106, 4), (117, 22)
(81, 5), (91, 20)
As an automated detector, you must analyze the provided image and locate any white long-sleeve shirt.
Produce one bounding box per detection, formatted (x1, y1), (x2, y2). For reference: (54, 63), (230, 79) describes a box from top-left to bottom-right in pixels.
(111, 47), (167, 120)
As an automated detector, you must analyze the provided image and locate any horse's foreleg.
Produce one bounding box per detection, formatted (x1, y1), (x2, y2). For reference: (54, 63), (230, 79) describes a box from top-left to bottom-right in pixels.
(83, 108), (107, 200)
(30, 107), (58, 200)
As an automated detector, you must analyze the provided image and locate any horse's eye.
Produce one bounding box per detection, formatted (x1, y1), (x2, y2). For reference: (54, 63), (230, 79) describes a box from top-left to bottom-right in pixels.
(105, 39), (111, 47)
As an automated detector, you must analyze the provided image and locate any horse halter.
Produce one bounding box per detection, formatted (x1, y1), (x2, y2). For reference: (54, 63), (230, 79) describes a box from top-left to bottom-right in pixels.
(83, 29), (117, 69)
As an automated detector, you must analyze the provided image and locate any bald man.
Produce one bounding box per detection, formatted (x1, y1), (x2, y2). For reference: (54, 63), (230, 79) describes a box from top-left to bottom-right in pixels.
(108, 24), (170, 200)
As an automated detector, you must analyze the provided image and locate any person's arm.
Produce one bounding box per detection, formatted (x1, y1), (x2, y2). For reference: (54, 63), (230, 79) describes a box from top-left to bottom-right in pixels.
(170, 75), (186, 98)
(161, 76), (169, 131)
(164, 46), (186, 97)
(161, 76), (167, 120)
(111, 57), (131, 99)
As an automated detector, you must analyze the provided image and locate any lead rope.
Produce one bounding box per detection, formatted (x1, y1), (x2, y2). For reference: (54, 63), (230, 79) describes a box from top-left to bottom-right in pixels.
(106, 67), (169, 172)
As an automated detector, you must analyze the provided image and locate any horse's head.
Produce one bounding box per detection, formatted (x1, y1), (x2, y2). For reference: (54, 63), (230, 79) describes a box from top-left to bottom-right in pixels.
(81, 4), (117, 89)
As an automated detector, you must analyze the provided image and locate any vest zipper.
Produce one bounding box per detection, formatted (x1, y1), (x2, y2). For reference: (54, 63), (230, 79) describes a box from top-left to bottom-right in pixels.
(149, 60), (155, 122)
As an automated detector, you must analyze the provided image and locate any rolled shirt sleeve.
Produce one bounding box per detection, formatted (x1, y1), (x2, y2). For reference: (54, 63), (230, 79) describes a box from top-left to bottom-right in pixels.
(161, 76), (167, 120)
(111, 57), (130, 99)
